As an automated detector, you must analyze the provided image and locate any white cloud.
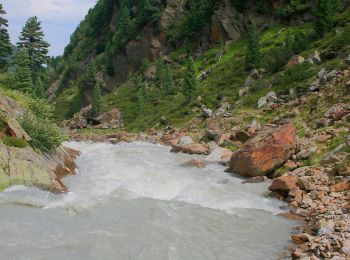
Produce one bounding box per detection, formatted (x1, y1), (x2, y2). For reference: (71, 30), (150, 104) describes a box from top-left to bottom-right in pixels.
(2, 0), (97, 55)
(3, 0), (97, 22)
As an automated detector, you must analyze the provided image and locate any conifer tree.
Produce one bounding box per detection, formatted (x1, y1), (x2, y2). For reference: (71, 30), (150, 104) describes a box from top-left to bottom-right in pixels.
(14, 49), (33, 93)
(155, 57), (166, 87)
(164, 65), (175, 95)
(315, 0), (339, 37)
(112, 4), (131, 53)
(183, 56), (197, 101)
(34, 77), (45, 98)
(92, 83), (102, 115)
(17, 16), (50, 81)
(136, 76), (147, 110)
(0, 4), (12, 72)
(245, 24), (261, 71)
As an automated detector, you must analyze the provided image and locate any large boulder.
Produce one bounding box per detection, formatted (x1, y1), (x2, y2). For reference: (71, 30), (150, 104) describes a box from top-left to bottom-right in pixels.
(171, 143), (209, 155)
(229, 123), (296, 177)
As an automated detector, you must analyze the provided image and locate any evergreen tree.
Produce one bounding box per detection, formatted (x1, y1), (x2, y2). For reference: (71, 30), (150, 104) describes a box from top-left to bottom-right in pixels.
(285, 29), (295, 54)
(92, 83), (102, 115)
(314, 0), (339, 37)
(164, 65), (175, 95)
(0, 4), (12, 72)
(14, 49), (33, 93)
(245, 24), (261, 71)
(183, 56), (197, 101)
(17, 16), (50, 81)
(155, 57), (166, 87)
(112, 5), (131, 53)
(34, 77), (44, 98)
(77, 65), (96, 106)
(136, 76), (147, 110)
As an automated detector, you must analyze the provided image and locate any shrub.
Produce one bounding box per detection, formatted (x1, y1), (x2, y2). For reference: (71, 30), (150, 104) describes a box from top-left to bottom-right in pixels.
(19, 98), (66, 152)
(20, 113), (65, 152)
(2, 136), (28, 148)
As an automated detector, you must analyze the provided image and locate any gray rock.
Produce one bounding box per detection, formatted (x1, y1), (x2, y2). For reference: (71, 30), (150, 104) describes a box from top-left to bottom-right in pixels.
(296, 147), (317, 160)
(202, 108), (213, 118)
(258, 96), (268, 108)
(309, 79), (320, 92)
(326, 69), (338, 80)
(179, 136), (193, 145)
(318, 68), (328, 83)
(205, 129), (219, 141)
(207, 141), (219, 153)
(307, 51), (322, 64)
(266, 91), (278, 103)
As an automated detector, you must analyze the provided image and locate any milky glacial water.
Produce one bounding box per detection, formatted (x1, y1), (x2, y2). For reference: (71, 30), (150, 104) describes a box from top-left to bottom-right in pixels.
(0, 142), (293, 260)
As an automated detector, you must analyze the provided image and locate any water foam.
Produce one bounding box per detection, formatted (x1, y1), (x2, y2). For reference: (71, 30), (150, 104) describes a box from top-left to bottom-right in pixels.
(0, 142), (286, 214)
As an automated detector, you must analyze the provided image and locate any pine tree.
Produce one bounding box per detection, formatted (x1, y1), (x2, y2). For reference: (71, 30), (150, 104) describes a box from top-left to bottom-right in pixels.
(155, 57), (166, 88)
(112, 5), (131, 53)
(34, 77), (45, 98)
(17, 16), (50, 81)
(314, 0), (339, 37)
(183, 56), (197, 101)
(136, 76), (147, 110)
(164, 65), (175, 95)
(0, 4), (12, 72)
(245, 24), (261, 71)
(92, 84), (102, 115)
(14, 49), (33, 93)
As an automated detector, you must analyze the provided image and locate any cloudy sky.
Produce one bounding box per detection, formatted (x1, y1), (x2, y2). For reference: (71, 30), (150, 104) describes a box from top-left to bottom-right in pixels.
(2, 0), (97, 56)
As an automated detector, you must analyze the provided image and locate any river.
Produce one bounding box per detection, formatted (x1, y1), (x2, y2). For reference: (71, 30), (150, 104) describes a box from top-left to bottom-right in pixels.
(0, 142), (293, 260)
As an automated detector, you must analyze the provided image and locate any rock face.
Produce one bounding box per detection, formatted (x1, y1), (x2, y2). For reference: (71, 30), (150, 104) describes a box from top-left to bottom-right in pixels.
(62, 106), (123, 130)
(0, 91), (79, 193)
(229, 123), (296, 177)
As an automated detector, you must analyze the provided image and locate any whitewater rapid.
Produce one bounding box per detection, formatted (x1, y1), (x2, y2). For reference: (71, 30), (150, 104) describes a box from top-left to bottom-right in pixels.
(0, 142), (293, 259)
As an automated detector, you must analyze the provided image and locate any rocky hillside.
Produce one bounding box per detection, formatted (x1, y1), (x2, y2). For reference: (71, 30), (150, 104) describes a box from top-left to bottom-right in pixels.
(0, 89), (78, 193)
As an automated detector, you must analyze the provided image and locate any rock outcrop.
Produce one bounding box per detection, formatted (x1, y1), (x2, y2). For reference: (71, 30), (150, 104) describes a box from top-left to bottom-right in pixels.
(229, 123), (297, 177)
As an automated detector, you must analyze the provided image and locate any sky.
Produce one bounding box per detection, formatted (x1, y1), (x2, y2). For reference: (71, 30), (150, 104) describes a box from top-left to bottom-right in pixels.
(2, 0), (97, 56)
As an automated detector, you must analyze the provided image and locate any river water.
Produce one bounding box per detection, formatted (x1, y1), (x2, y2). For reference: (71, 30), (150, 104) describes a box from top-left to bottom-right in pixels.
(0, 142), (293, 260)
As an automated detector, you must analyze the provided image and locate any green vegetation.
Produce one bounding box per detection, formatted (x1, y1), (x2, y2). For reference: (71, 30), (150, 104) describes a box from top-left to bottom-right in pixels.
(13, 49), (33, 92)
(17, 16), (50, 83)
(1, 136), (28, 148)
(314, 0), (339, 37)
(0, 4), (12, 72)
(20, 98), (66, 152)
(245, 24), (261, 71)
(183, 56), (197, 101)
(92, 83), (102, 115)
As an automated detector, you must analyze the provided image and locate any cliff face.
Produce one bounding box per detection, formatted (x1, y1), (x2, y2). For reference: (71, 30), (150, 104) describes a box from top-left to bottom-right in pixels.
(0, 92), (78, 193)
(52, 0), (315, 105)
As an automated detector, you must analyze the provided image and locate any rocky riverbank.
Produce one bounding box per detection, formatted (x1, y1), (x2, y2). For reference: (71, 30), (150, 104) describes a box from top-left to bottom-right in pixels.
(65, 66), (350, 259)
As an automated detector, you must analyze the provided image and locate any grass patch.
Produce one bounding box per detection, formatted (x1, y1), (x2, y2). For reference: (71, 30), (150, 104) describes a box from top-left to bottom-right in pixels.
(2, 136), (28, 148)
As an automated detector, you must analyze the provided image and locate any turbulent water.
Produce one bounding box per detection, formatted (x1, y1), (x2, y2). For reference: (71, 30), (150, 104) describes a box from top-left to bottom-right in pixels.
(0, 142), (294, 260)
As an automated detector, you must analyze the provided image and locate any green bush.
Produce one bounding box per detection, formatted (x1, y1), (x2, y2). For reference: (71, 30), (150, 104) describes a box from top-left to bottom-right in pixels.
(20, 113), (65, 152)
(2, 136), (28, 148)
(275, 62), (314, 86)
(20, 98), (66, 152)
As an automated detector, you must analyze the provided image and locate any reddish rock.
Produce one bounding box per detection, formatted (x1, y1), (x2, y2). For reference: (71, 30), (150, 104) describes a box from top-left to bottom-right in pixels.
(218, 133), (232, 146)
(229, 123), (296, 177)
(180, 159), (206, 168)
(330, 181), (350, 192)
(147, 128), (157, 136)
(291, 233), (312, 245)
(284, 160), (298, 170)
(287, 55), (305, 68)
(171, 143), (209, 155)
(269, 176), (298, 195)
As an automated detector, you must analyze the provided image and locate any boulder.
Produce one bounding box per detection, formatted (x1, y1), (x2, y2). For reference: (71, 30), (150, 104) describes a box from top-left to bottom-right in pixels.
(229, 123), (296, 177)
(287, 55), (305, 67)
(180, 159), (206, 168)
(269, 176), (298, 195)
(266, 91), (278, 103)
(171, 143), (209, 155)
(258, 96), (268, 108)
(307, 51), (322, 65)
(330, 181), (350, 192)
(179, 136), (193, 145)
(202, 108), (213, 118)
